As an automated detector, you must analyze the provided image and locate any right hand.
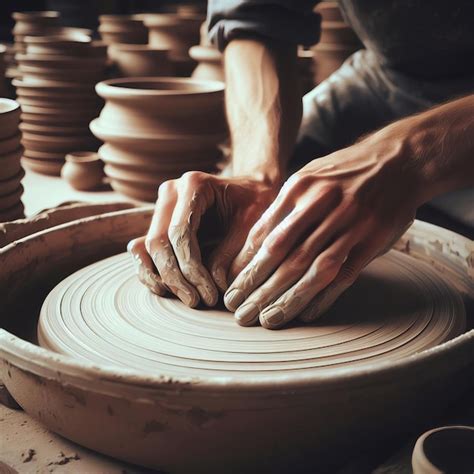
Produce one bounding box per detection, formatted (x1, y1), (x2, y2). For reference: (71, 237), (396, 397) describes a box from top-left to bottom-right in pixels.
(128, 171), (277, 307)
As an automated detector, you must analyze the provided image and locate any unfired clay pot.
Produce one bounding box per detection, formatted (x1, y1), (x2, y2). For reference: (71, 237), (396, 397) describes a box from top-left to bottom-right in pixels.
(189, 45), (224, 82)
(412, 426), (474, 474)
(315, 2), (344, 22)
(0, 201), (24, 222)
(61, 152), (105, 191)
(0, 214), (472, 473)
(0, 185), (23, 211)
(98, 15), (148, 45)
(0, 99), (21, 140)
(90, 77), (226, 201)
(12, 11), (60, 36)
(0, 133), (21, 156)
(108, 44), (173, 77)
(21, 156), (64, 176)
(0, 149), (22, 180)
(0, 169), (24, 198)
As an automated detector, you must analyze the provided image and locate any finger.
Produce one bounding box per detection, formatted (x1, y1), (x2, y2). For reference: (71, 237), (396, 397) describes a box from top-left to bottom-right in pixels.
(168, 172), (218, 306)
(297, 243), (373, 323)
(224, 186), (340, 311)
(127, 237), (168, 296)
(259, 231), (358, 329)
(146, 181), (200, 307)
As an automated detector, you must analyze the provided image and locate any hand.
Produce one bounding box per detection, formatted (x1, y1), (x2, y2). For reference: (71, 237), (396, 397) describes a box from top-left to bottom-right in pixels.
(128, 171), (277, 307)
(224, 133), (423, 329)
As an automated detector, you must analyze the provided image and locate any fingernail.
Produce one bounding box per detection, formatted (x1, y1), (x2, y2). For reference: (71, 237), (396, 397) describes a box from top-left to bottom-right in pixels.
(177, 289), (194, 307)
(224, 288), (245, 311)
(260, 307), (284, 328)
(235, 302), (259, 326)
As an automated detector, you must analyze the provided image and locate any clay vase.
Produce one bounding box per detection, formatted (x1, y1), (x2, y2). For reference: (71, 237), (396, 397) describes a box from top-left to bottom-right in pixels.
(61, 152), (105, 191)
(412, 426), (474, 474)
(108, 44), (173, 77)
(143, 14), (203, 76)
(0, 99), (21, 140)
(315, 2), (344, 22)
(98, 15), (148, 45)
(189, 45), (224, 82)
(90, 77), (226, 201)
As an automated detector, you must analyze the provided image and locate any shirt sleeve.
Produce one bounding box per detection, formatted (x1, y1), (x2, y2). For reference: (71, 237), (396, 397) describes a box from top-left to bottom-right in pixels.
(207, 0), (321, 51)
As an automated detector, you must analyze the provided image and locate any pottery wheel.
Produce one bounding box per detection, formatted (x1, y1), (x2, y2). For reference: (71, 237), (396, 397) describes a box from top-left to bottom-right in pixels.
(38, 250), (466, 378)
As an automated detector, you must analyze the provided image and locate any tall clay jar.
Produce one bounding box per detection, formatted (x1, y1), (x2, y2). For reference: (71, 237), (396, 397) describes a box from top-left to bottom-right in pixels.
(61, 152), (105, 191)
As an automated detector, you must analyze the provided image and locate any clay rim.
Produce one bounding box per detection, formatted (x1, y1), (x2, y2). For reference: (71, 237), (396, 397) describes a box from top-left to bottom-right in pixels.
(65, 152), (100, 164)
(95, 77), (225, 98)
(12, 11), (60, 21)
(0, 98), (21, 116)
(0, 209), (473, 394)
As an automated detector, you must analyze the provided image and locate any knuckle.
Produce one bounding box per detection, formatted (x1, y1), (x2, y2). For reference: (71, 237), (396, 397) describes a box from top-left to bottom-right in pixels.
(157, 180), (175, 197)
(127, 237), (142, 254)
(290, 246), (312, 270)
(181, 170), (206, 185)
(318, 254), (341, 275)
(285, 173), (314, 192)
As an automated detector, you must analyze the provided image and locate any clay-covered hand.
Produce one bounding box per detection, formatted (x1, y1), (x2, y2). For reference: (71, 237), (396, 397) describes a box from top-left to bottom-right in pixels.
(224, 135), (422, 329)
(128, 171), (276, 307)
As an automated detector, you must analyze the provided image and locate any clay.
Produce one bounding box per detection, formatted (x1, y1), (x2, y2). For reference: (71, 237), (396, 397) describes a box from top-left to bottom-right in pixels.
(0, 169), (25, 198)
(0, 211), (472, 473)
(0, 201), (24, 222)
(0, 133), (21, 156)
(412, 426), (474, 474)
(24, 34), (92, 56)
(21, 156), (64, 176)
(0, 149), (23, 180)
(108, 44), (173, 77)
(108, 177), (158, 202)
(0, 185), (23, 211)
(20, 123), (96, 137)
(21, 133), (100, 153)
(91, 77), (226, 201)
(23, 149), (68, 161)
(189, 45), (224, 82)
(98, 15), (148, 45)
(61, 152), (105, 191)
(0, 99), (21, 140)
(315, 2), (344, 22)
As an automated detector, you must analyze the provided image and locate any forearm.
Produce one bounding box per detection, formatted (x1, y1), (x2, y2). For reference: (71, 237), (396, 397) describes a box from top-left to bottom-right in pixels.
(224, 38), (302, 185)
(373, 94), (474, 204)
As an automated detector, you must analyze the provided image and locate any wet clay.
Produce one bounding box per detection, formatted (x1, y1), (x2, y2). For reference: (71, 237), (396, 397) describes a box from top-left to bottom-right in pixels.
(38, 250), (466, 376)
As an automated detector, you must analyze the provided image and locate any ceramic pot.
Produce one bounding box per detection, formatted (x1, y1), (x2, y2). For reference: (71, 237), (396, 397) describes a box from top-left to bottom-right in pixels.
(22, 133), (100, 153)
(21, 156), (64, 176)
(0, 99), (20, 140)
(91, 77), (226, 201)
(98, 15), (147, 45)
(0, 201), (24, 222)
(313, 43), (357, 83)
(12, 11), (60, 36)
(315, 2), (344, 22)
(24, 35), (92, 56)
(109, 44), (173, 77)
(23, 149), (66, 161)
(0, 148), (23, 180)
(144, 13), (202, 75)
(61, 152), (105, 191)
(0, 169), (24, 198)
(0, 133), (21, 156)
(0, 185), (23, 211)
(0, 215), (472, 473)
(412, 426), (474, 474)
(319, 21), (361, 46)
(189, 45), (224, 82)
(19, 122), (93, 137)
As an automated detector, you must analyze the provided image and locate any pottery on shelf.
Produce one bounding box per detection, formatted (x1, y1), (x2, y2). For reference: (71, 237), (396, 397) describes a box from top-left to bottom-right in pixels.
(412, 426), (474, 474)
(98, 15), (148, 45)
(21, 157), (64, 176)
(90, 77), (226, 201)
(143, 14), (203, 76)
(108, 44), (173, 77)
(61, 152), (105, 191)
(0, 213), (472, 472)
(189, 45), (224, 82)
(315, 1), (344, 22)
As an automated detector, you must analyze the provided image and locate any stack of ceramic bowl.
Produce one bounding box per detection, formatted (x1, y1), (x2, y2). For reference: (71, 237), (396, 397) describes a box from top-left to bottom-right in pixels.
(143, 14), (204, 76)
(0, 99), (24, 221)
(313, 2), (361, 83)
(98, 15), (148, 45)
(90, 78), (227, 202)
(14, 34), (105, 176)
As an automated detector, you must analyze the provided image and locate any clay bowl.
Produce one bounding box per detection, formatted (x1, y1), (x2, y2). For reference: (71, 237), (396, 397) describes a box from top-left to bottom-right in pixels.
(94, 77), (226, 136)
(24, 35), (92, 56)
(108, 44), (173, 77)
(320, 21), (361, 46)
(21, 156), (64, 176)
(0, 99), (21, 140)
(20, 104), (99, 120)
(143, 14), (202, 60)
(0, 213), (472, 473)
(315, 2), (344, 22)
(0, 133), (22, 156)
(109, 177), (159, 201)
(61, 152), (105, 191)
(12, 11), (60, 36)
(0, 185), (23, 211)
(22, 133), (100, 153)
(0, 201), (24, 222)
(189, 45), (224, 82)
(0, 169), (24, 198)
(0, 148), (23, 180)
(23, 149), (66, 161)
(20, 122), (93, 137)
(412, 426), (474, 474)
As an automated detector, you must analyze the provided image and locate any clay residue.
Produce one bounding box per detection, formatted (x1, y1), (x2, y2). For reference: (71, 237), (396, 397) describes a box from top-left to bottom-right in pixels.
(47, 451), (80, 466)
(22, 449), (36, 463)
(186, 407), (224, 428)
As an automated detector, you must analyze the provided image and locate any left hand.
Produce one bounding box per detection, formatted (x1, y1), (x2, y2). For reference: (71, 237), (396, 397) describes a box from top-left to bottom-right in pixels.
(223, 133), (422, 329)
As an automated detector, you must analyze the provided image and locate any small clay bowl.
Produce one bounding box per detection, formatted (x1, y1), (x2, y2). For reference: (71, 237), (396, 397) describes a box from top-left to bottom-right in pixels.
(0, 185), (24, 211)
(21, 156), (64, 176)
(61, 152), (105, 191)
(0, 169), (25, 198)
(0, 148), (23, 180)
(412, 425), (474, 474)
(0, 133), (22, 156)
(0, 99), (21, 140)
(0, 201), (25, 222)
